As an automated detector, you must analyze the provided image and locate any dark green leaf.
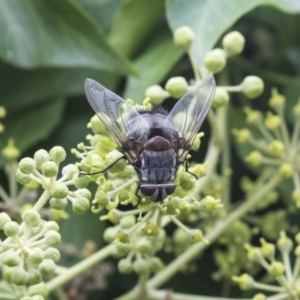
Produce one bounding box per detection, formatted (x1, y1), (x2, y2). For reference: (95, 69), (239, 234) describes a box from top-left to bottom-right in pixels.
(0, 0), (137, 75)
(166, 0), (300, 71)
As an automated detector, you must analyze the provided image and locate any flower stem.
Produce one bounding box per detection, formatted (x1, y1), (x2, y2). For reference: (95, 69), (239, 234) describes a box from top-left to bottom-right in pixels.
(33, 189), (52, 211)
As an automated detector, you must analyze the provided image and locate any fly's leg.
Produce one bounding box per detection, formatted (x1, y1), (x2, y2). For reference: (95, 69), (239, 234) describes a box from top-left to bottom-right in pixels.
(184, 160), (197, 179)
(79, 155), (126, 176)
(134, 181), (141, 207)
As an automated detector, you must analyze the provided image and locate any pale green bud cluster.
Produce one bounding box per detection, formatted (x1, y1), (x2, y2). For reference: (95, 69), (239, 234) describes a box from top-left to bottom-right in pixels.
(0, 210), (60, 286)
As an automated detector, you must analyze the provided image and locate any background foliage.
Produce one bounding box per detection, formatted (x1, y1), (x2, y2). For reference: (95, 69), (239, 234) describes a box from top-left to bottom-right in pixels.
(1, 0), (300, 299)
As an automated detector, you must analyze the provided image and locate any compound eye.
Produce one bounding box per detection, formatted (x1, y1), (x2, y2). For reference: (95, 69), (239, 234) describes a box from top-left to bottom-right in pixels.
(140, 184), (157, 197)
(164, 183), (176, 195)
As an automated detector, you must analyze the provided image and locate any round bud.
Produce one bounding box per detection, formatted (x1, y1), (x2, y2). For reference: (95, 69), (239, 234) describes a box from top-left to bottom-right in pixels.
(11, 269), (29, 285)
(90, 115), (107, 134)
(118, 259), (133, 274)
(76, 188), (92, 200)
(295, 245), (300, 256)
(279, 163), (293, 179)
(4, 252), (20, 267)
(114, 242), (130, 257)
(269, 88), (285, 108)
(180, 172), (196, 191)
(103, 226), (118, 243)
(116, 230), (129, 243)
(38, 259), (56, 276)
(149, 257), (164, 273)
(242, 76), (264, 99)
(19, 157), (36, 174)
(260, 240), (275, 259)
(268, 140), (284, 157)
(49, 146), (66, 163)
(277, 231), (293, 252)
(165, 77), (188, 98)
(15, 169), (31, 185)
(41, 161), (58, 178)
(3, 265), (17, 283)
(0, 212), (11, 230)
(0, 106), (6, 117)
(143, 222), (159, 236)
(72, 197), (90, 214)
(34, 149), (49, 169)
(245, 151), (262, 167)
(203, 196), (222, 213)
(244, 107), (261, 124)
(22, 209), (41, 227)
(27, 269), (42, 286)
(4, 221), (20, 237)
(191, 229), (205, 244)
(43, 221), (59, 232)
(145, 85), (169, 105)
(133, 257), (150, 274)
(136, 237), (152, 255)
(44, 230), (61, 246)
(44, 247), (60, 263)
(232, 128), (250, 144)
(61, 164), (79, 180)
(253, 294), (266, 300)
(264, 112), (281, 130)
(119, 215), (136, 229)
(232, 273), (254, 290)
(204, 48), (226, 74)
(213, 87), (229, 108)
(293, 191), (300, 207)
(173, 228), (190, 248)
(50, 182), (69, 199)
(105, 150), (126, 173)
(222, 31), (245, 56)
(28, 248), (45, 264)
(173, 26), (195, 50)
(73, 175), (89, 189)
(49, 197), (68, 210)
(268, 261), (284, 277)
(28, 282), (48, 297)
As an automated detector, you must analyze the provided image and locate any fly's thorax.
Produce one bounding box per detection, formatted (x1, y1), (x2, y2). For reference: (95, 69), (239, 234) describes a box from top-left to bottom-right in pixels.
(140, 182), (176, 202)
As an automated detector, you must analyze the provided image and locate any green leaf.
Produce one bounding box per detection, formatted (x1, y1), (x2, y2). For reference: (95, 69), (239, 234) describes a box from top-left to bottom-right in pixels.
(0, 97), (66, 165)
(109, 0), (164, 57)
(0, 62), (118, 113)
(166, 0), (300, 70)
(124, 30), (183, 102)
(0, 0), (137, 75)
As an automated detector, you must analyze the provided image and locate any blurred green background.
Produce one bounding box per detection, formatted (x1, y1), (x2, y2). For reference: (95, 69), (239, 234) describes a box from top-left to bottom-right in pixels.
(1, 0), (300, 299)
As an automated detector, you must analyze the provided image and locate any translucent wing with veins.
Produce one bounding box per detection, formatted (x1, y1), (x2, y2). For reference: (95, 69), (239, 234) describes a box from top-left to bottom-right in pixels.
(164, 75), (216, 163)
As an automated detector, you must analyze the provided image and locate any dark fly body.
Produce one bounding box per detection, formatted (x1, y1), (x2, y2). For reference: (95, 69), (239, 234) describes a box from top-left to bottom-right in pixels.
(84, 76), (216, 202)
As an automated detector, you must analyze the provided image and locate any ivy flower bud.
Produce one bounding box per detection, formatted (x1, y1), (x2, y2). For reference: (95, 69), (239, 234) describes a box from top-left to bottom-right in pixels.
(72, 197), (90, 214)
(4, 252), (20, 267)
(253, 293), (266, 300)
(136, 237), (152, 255)
(279, 163), (293, 179)
(0, 212), (11, 229)
(268, 140), (284, 157)
(44, 230), (61, 246)
(49, 197), (68, 210)
(15, 169), (31, 185)
(213, 87), (229, 108)
(90, 115), (107, 134)
(145, 85), (169, 105)
(203, 196), (222, 212)
(143, 222), (159, 237)
(293, 99), (300, 116)
(292, 191), (300, 207)
(114, 242), (130, 256)
(241, 76), (264, 99)
(44, 247), (60, 263)
(232, 128), (250, 144)
(260, 239), (275, 259)
(34, 149), (50, 169)
(2, 139), (20, 159)
(29, 248), (45, 264)
(0, 106), (6, 118)
(149, 257), (164, 273)
(277, 231), (293, 252)
(232, 273), (254, 290)
(28, 282), (48, 297)
(103, 226), (118, 243)
(295, 245), (300, 256)
(173, 228), (190, 248)
(61, 164), (79, 180)
(180, 172), (196, 191)
(268, 261), (284, 277)
(11, 269), (29, 285)
(222, 31), (245, 56)
(105, 150), (126, 173)
(173, 26), (195, 50)
(264, 112), (281, 130)
(133, 257), (150, 274)
(269, 88), (285, 109)
(41, 161), (58, 177)
(204, 48), (226, 74)
(165, 77), (188, 98)
(76, 188), (92, 200)
(22, 209), (41, 227)
(245, 151), (262, 167)
(244, 107), (261, 124)
(118, 259), (133, 274)
(246, 246), (262, 262)
(49, 146), (66, 164)
(191, 229), (208, 244)
(73, 175), (89, 189)
(50, 183), (69, 199)
(3, 265), (17, 283)
(116, 230), (129, 243)
(43, 221), (59, 232)
(4, 221), (20, 237)
(119, 215), (136, 229)
(19, 157), (36, 174)
(39, 259), (56, 276)
(27, 269), (42, 286)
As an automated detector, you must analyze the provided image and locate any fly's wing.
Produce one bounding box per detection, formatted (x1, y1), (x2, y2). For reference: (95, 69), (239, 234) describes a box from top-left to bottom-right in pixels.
(84, 78), (149, 164)
(165, 75), (216, 163)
